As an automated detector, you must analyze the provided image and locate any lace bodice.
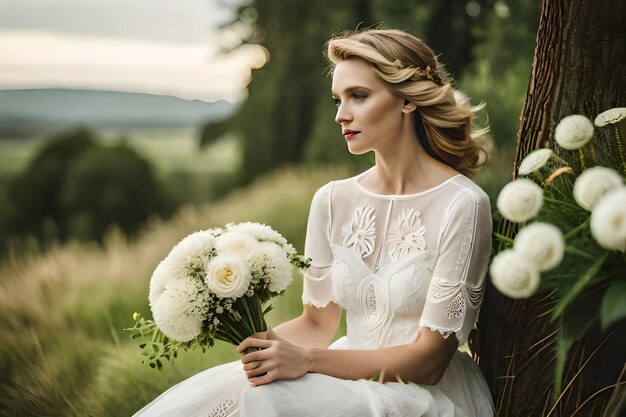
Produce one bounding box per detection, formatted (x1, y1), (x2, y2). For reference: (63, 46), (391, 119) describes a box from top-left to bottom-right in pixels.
(301, 167), (492, 347)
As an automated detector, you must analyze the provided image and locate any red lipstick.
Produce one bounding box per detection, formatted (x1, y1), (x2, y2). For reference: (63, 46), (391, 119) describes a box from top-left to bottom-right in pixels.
(343, 129), (360, 140)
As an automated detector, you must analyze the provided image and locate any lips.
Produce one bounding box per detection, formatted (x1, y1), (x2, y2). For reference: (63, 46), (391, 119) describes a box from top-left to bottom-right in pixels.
(343, 129), (360, 140)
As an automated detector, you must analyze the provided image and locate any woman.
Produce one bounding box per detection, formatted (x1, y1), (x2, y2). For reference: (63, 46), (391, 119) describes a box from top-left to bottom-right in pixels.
(135, 28), (494, 417)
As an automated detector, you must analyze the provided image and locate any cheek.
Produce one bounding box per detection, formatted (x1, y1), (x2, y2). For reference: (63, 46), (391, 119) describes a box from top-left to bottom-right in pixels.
(363, 93), (403, 120)
(364, 102), (403, 131)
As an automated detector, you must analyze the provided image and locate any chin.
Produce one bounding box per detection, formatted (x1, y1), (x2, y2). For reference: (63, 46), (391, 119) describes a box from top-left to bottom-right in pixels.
(346, 143), (371, 155)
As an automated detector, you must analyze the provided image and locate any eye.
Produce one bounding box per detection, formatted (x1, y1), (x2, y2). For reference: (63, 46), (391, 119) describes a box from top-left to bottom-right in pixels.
(352, 92), (368, 100)
(332, 97), (341, 108)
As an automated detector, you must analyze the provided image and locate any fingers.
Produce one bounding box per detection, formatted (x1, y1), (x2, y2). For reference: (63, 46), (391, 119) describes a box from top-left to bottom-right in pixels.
(249, 370), (275, 386)
(240, 347), (272, 364)
(236, 337), (273, 354)
(245, 363), (271, 378)
(242, 361), (261, 372)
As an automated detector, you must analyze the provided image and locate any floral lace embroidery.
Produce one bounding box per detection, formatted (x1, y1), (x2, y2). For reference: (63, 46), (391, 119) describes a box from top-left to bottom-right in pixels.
(342, 206), (376, 258)
(444, 292), (466, 319)
(208, 398), (236, 417)
(387, 209), (426, 260)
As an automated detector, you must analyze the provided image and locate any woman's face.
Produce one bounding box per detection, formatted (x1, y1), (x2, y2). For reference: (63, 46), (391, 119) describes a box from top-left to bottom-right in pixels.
(331, 58), (407, 155)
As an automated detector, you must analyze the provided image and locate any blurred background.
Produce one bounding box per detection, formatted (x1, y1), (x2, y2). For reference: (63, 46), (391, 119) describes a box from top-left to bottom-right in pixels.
(0, 0), (539, 415)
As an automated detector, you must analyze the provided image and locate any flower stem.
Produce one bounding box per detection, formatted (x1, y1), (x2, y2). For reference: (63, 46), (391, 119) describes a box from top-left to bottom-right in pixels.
(493, 232), (514, 244)
(564, 218), (590, 240)
(543, 196), (580, 211)
(614, 125), (626, 175)
(551, 251), (608, 320)
(578, 148), (587, 170)
(564, 245), (596, 260)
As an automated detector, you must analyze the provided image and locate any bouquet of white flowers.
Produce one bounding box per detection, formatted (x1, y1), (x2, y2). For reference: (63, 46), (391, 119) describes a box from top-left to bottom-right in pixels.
(126, 222), (310, 369)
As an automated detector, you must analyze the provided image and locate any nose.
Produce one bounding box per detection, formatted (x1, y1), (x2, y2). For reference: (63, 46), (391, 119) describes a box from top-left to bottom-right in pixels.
(335, 102), (351, 124)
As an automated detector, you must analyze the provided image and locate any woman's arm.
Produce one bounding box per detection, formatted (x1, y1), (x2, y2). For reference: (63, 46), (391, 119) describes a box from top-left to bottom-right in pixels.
(271, 302), (342, 349)
(308, 328), (457, 384)
(237, 326), (458, 387)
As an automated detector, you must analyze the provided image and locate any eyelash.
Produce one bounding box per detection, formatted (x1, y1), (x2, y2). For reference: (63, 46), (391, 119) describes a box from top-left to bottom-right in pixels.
(332, 93), (368, 107)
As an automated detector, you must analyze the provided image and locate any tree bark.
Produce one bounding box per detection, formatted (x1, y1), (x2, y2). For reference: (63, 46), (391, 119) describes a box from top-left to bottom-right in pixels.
(479, 0), (626, 416)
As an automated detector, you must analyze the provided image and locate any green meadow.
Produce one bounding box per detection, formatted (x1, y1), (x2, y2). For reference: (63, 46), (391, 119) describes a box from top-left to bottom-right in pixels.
(0, 161), (351, 416)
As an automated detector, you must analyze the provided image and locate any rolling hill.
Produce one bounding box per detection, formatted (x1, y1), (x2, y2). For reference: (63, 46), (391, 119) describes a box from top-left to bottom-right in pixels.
(0, 89), (237, 138)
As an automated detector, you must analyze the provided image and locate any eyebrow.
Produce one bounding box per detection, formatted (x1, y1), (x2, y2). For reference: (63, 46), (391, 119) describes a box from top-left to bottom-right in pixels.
(330, 85), (372, 97)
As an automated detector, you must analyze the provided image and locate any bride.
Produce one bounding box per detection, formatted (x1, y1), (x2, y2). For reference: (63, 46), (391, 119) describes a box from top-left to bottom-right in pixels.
(134, 28), (494, 417)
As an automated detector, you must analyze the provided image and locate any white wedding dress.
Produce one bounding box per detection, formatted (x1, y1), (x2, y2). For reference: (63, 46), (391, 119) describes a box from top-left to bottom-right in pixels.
(134, 167), (494, 417)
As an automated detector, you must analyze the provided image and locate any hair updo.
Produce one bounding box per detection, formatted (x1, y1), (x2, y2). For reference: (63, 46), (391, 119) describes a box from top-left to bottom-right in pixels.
(326, 29), (488, 177)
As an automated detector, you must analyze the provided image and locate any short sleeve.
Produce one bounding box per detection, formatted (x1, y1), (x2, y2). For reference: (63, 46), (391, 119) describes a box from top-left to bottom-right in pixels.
(301, 182), (335, 307)
(419, 187), (492, 345)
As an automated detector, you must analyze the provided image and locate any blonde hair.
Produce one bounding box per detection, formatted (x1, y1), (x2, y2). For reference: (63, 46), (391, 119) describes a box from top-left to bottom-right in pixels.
(326, 29), (488, 177)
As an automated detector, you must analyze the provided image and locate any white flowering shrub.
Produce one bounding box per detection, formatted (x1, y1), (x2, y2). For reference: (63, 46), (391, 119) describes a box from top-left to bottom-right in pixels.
(491, 108), (626, 394)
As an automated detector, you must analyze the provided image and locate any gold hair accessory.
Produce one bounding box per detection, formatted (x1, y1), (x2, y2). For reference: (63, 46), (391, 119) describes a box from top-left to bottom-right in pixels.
(410, 65), (443, 85)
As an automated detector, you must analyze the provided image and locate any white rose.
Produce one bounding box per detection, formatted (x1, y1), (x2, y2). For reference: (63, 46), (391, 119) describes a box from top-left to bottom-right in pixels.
(513, 222), (565, 271)
(205, 255), (252, 298)
(496, 178), (544, 223)
(555, 115), (594, 150)
(215, 231), (259, 261)
(152, 278), (207, 342)
(591, 187), (626, 252)
(490, 249), (541, 299)
(518, 149), (554, 176)
(573, 166), (623, 211)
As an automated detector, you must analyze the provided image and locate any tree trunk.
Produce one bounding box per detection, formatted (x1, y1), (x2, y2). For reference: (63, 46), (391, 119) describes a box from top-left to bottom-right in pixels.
(478, 0), (626, 416)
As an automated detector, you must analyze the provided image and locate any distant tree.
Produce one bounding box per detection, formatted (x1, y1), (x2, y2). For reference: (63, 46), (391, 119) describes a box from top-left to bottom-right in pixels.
(7, 126), (97, 240)
(59, 144), (173, 241)
(460, 0), (541, 147)
(4, 127), (174, 247)
(201, 0), (376, 184)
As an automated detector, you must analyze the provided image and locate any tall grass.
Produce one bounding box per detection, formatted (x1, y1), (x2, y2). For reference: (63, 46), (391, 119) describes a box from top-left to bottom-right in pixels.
(0, 165), (348, 416)
(0, 157), (509, 416)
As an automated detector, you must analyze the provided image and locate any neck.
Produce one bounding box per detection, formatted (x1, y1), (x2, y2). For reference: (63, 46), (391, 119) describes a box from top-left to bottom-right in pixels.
(365, 115), (457, 195)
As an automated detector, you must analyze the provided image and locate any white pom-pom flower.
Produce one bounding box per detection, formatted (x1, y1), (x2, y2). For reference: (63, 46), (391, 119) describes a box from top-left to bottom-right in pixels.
(514, 222), (565, 271)
(573, 166), (623, 211)
(205, 254), (252, 298)
(591, 187), (626, 252)
(254, 241), (293, 293)
(166, 230), (217, 273)
(152, 278), (208, 342)
(594, 107), (626, 127)
(490, 249), (541, 299)
(149, 259), (177, 308)
(227, 222), (288, 246)
(555, 115), (594, 150)
(496, 178), (544, 223)
(518, 149), (554, 176)
(215, 231), (259, 261)
(149, 230), (216, 308)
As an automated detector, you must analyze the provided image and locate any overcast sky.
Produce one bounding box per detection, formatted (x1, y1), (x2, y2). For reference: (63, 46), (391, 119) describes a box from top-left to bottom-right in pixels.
(0, 0), (266, 102)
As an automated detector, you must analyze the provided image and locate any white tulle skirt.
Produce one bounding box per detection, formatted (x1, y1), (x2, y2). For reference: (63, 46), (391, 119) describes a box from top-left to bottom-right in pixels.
(133, 337), (494, 417)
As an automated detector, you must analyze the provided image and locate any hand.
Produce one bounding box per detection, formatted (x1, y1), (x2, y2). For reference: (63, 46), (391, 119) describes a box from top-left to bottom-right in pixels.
(237, 328), (312, 386)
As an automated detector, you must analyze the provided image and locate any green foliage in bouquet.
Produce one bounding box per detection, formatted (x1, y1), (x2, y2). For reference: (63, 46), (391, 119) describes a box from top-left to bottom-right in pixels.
(490, 108), (626, 395)
(125, 222), (310, 370)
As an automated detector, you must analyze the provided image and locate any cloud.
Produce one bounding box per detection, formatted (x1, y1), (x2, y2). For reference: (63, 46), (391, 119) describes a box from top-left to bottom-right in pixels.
(0, 0), (232, 44)
(0, 29), (267, 102)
